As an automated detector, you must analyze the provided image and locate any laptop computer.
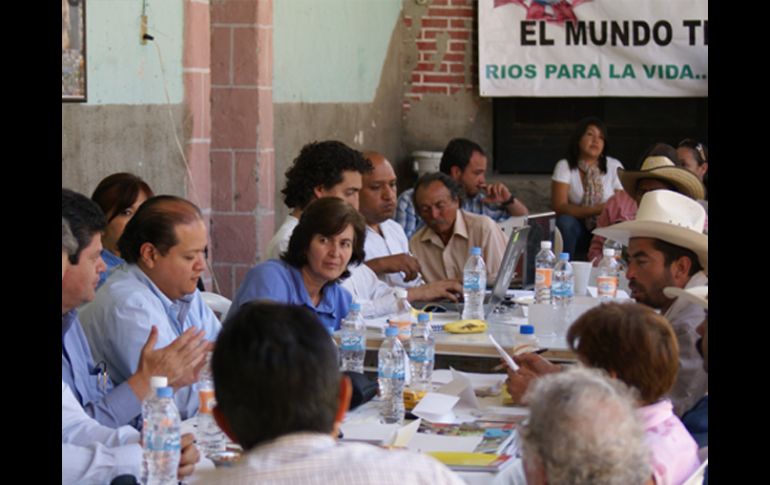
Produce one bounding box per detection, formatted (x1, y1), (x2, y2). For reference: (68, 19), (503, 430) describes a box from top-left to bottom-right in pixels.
(414, 225), (531, 319)
(519, 211), (557, 290)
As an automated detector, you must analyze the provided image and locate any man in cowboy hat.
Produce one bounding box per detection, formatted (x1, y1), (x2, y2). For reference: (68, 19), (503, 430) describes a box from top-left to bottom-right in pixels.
(594, 190), (707, 416)
(588, 155), (706, 261)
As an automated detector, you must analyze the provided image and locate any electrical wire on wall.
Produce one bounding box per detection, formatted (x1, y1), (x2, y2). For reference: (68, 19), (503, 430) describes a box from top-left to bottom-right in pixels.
(145, 21), (223, 296)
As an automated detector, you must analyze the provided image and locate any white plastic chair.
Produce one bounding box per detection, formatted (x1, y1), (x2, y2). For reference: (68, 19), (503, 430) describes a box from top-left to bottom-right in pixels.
(201, 291), (232, 317)
(681, 457), (708, 485)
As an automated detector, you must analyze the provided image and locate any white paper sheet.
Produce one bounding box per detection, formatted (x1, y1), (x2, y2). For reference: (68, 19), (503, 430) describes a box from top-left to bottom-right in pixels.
(412, 392), (460, 423)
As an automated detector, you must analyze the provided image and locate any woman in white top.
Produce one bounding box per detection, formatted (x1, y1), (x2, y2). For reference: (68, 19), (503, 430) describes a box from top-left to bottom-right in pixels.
(551, 117), (624, 259)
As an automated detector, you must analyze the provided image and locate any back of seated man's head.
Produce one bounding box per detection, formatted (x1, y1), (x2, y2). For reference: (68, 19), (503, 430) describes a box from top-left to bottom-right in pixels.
(117, 195), (203, 264)
(521, 367), (651, 485)
(281, 140), (372, 211)
(62, 188), (107, 265)
(211, 302), (341, 450)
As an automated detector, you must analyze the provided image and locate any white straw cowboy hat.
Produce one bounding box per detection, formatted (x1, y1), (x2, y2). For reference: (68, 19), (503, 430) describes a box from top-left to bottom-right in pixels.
(619, 156), (705, 201)
(593, 190), (708, 272)
(663, 285), (708, 309)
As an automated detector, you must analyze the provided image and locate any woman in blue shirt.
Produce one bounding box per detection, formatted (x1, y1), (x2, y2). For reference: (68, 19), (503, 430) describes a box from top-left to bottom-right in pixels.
(91, 173), (154, 288)
(227, 197), (366, 333)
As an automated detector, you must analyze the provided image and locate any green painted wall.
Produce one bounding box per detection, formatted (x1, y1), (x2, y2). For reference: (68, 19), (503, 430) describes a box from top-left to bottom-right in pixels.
(274, 0), (401, 103)
(86, 0), (184, 105)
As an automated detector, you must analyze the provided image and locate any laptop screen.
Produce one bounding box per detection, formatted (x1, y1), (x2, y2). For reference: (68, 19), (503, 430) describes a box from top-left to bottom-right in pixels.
(484, 225), (530, 318)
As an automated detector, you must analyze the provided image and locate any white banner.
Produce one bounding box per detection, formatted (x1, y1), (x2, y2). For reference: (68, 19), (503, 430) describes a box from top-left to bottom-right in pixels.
(479, 0), (708, 97)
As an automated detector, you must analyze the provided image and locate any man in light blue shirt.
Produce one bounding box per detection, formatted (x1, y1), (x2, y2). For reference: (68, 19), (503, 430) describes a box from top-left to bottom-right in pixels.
(395, 138), (529, 239)
(62, 189), (208, 428)
(80, 195), (221, 419)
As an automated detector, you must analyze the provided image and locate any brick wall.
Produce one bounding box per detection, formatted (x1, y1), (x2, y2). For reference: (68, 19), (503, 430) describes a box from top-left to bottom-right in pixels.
(403, 0), (477, 114)
(210, 0), (274, 299)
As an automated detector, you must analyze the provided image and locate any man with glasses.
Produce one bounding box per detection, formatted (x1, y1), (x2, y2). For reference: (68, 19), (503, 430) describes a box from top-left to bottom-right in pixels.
(409, 172), (508, 284)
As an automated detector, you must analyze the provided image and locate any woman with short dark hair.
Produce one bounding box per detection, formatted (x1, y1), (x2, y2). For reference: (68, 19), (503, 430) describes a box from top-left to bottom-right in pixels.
(226, 197), (366, 333)
(551, 117), (624, 260)
(91, 172), (154, 287)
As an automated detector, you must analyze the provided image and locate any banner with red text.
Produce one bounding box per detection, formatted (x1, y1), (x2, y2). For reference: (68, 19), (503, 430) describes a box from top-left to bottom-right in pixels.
(479, 0), (708, 97)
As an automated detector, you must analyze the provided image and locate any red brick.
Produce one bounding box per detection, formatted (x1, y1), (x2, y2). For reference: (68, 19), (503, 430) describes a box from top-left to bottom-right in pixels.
(443, 53), (466, 62)
(184, 2), (211, 70)
(186, 142), (212, 210)
(423, 74), (466, 84)
(422, 18), (448, 29)
(233, 27), (258, 85)
(257, 26), (273, 88)
(211, 214), (256, 263)
(416, 41), (437, 51)
(257, 150), (275, 209)
(257, 91), (274, 151)
(451, 0), (471, 5)
(451, 19), (468, 28)
(447, 30), (470, 40)
(211, 151), (234, 211)
(411, 73), (422, 83)
(211, 88), (260, 149)
(212, 264), (233, 300)
(450, 86), (462, 95)
(211, 27), (231, 86)
(428, 7), (474, 18)
(449, 41), (468, 52)
(211, 1), (258, 24)
(411, 85), (449, 94)
(449, 63), (465, 73)
(403, 16), (413, 28)
(235, 152), (258, 212)
(256, 0), (273, 26)
(415, 62), (447, 72)
(234, 265), (253, 294)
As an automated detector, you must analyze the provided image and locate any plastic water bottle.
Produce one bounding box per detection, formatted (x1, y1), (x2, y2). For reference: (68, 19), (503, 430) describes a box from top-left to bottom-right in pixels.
(140, 376), (168, 484)
(142, 386), (181, 485)
(597, 248), (620, 302)
(462, 247), (487, 320)
(197, 351), (225, 457)
(340, 303), (367, 373)
(409, 313), (435, 392)
(552, 253), (574, 307)
(603, 238), (627, 271)
(391, 288), (414, 343)
(514, 325), (540, 352)
(535, 241), (557, 304)
(378, 326), (406, 425)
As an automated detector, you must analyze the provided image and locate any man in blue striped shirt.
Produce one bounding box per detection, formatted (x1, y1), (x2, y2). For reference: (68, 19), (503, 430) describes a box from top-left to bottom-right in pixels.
(395, 138), (529, 239)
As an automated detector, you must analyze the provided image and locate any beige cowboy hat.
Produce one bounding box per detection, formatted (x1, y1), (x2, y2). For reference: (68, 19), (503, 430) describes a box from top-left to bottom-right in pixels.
(619, 156), (705, 201)
(593, 190), (708, 271)
(663, 285), (708, 309)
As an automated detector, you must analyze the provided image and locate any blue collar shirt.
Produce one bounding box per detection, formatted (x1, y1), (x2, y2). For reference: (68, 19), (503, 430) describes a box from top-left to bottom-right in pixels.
(97, 249), (125, 289)
(79, 264), (221, 420)
(62, 310), (142, 428)
(226, 259), (351, 333)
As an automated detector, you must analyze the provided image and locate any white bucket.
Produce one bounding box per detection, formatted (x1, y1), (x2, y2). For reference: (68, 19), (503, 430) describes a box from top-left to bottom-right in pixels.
(412, 151), (443, 176)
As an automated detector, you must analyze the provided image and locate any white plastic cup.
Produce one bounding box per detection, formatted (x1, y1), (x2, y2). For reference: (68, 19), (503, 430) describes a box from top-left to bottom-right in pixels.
(571, 261), (592, 297)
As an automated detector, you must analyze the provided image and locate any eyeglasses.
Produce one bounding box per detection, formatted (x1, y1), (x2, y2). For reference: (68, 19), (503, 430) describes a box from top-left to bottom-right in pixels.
(677, 138), (707, 164)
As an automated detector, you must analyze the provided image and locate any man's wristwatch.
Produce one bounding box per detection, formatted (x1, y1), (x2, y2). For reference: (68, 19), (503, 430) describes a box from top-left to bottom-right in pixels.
(502, 194), (516, 206)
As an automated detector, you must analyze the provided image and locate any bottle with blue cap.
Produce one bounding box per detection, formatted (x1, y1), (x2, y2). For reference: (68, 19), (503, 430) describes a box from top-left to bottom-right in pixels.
(340, 302), (367, 373)
(462, 246), (487, 320)
(409, 313), (435, 392)
(514, 324), (540, 353)
(378, 326), (406, 424)
(142, 386), (181, 485)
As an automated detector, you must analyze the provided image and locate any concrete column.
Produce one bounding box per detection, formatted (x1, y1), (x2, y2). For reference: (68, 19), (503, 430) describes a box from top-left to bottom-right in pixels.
(210, 0), (274, 298)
